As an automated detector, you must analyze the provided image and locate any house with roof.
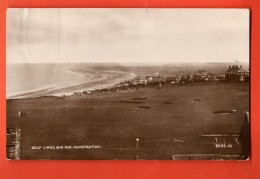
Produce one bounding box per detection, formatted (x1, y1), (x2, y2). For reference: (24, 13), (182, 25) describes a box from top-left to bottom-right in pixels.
(193, 69), (208, 82)
(225, 65), (249, 82)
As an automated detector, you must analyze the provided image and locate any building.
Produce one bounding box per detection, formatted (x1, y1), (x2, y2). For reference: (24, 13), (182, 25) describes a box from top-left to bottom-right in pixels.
(6, 127), (21, 160)
(225, 65), (249, 82)
(193, 69), (208, 82)
(239, 112), (250, 160)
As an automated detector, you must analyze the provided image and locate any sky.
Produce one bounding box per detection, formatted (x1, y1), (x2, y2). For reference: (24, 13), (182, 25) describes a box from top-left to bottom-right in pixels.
(6, 8), (250, 64)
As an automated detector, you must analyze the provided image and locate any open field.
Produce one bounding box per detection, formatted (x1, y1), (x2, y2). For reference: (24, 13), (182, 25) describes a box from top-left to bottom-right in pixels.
(6, 82), (249, 160)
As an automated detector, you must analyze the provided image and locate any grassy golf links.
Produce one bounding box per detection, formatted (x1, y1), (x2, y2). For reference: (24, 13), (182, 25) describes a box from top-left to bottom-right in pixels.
(6, 82), (249, 160)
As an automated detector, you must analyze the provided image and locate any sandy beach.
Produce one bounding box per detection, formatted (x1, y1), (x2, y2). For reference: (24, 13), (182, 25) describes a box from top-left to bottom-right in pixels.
(7, 64), (137, 99)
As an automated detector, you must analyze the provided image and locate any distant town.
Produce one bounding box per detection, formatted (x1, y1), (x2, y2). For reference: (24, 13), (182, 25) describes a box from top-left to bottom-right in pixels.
(71, 65), (250, 97)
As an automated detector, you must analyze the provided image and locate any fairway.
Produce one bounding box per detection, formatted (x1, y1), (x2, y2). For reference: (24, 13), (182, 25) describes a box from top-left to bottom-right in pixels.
(6, 83), (249, 160)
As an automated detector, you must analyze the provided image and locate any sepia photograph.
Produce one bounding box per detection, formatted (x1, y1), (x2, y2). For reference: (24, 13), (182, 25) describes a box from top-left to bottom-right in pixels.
(6, 8), (250, 160)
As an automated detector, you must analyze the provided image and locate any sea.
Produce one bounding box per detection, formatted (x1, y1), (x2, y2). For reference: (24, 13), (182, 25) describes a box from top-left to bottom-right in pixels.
(6, 63), (137, 99)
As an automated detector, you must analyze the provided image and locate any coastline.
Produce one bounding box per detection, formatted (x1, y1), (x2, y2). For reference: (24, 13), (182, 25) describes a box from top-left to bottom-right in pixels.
(7, 70), (137, 99)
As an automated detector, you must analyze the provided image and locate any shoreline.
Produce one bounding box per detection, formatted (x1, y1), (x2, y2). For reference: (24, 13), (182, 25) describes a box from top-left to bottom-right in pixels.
(7, 71), (137, 100)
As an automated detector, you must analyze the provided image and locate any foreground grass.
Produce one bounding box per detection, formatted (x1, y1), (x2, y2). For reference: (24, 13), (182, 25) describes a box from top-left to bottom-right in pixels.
(7, 82), (249, 160)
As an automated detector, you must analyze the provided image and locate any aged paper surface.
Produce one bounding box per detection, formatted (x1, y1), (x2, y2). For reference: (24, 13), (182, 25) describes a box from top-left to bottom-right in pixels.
(6, 8), (249, 160)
